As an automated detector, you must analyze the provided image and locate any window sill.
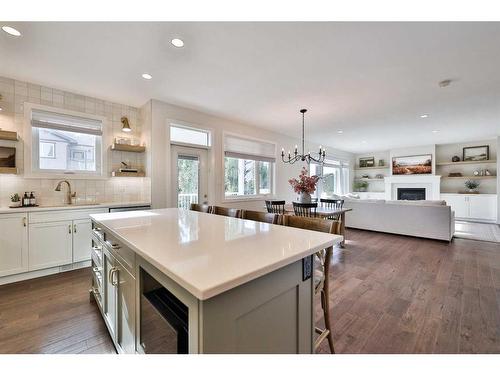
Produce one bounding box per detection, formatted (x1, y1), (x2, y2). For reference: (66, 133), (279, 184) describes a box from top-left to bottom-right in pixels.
(222, 195), (276, 203)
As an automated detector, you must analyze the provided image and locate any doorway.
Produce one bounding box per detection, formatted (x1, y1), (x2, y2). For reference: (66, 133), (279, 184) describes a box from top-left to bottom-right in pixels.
(171, 145), (208, 209)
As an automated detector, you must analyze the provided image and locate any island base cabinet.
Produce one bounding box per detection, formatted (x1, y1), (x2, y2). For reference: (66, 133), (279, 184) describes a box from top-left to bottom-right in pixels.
(199, 259), (313, 354)
(0, 213), (28, 277)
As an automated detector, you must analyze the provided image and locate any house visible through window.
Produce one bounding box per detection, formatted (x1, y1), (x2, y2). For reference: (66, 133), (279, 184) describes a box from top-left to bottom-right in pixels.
(224, 134), (275, 198)
(30, 109), (102, 175)
(40, 141), (56, 158)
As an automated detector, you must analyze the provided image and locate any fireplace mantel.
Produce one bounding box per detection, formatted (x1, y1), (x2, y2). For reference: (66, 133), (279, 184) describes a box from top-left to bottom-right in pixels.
(384, 175), (441, 200)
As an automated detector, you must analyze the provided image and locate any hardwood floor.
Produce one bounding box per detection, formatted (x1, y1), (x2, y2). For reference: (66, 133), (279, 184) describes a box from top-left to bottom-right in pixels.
(0, 229), (499, 354)
(316, 229), (500, 354)
(0, 268), (115, 354)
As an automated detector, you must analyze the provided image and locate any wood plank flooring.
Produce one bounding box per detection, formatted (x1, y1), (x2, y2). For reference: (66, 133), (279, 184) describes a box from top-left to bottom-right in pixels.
(0, 229), (499, 354)
(316, 229), (500, 354)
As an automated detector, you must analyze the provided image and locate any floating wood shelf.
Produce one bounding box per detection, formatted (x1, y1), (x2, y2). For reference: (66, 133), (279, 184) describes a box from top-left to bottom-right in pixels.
(111, 143), (146, 153)
(0, 167), (18, 174)
(0, 130), (19, 141)
(440, 175), (496, 180)
(354, 166), (389, 170)
(436, 160), (496, 166)
(112, 170), (146, 177)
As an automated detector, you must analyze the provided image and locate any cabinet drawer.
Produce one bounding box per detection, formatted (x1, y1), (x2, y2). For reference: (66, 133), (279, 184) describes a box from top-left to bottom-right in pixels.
(29, 208), (108, 224)
(103, 231), (135, 276)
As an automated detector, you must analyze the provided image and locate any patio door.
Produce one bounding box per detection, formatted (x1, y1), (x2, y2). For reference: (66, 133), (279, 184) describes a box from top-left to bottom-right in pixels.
(171, 145), (208, 209)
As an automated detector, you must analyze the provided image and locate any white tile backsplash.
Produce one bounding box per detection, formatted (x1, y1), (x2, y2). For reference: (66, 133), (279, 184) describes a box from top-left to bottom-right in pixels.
(0, 75), (151, 207)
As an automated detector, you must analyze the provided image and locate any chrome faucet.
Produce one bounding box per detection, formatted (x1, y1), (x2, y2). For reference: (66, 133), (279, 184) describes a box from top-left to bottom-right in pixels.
(55, 180), (76, 205)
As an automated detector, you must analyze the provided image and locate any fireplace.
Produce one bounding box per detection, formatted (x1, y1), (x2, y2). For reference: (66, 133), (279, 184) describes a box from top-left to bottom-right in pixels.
(397, 188), (426, 201)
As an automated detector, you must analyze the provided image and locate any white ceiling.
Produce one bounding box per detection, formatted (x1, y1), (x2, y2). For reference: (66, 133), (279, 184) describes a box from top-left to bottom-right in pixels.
(1, 22), (499, 153)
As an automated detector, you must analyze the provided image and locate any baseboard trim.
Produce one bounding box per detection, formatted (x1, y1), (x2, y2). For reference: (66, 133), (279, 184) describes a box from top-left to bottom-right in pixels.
(0, 261), (91, 286)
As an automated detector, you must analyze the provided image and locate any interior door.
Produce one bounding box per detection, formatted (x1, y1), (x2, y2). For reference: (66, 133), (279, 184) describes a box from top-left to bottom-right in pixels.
(171, 145), (208, 209)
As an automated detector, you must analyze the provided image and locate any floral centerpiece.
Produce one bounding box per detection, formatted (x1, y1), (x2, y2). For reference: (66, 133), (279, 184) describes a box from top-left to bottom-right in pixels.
(288, 167), (320, 203)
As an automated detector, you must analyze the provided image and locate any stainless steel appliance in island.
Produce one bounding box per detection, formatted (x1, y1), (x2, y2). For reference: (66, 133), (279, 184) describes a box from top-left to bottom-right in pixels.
(90, 208), (341, 354)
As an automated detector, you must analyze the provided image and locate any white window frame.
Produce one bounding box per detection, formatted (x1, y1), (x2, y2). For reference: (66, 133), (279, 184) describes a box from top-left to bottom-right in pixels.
(23, 103), (108, 179)
(169, 121), (212, 149)
(222, 131), (276, 202)
(311, 158), (350, 197)
(39, 141), (56, 159)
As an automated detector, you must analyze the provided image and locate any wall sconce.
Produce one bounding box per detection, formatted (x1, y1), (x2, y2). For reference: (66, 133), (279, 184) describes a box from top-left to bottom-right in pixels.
(121, 116), (132, 132)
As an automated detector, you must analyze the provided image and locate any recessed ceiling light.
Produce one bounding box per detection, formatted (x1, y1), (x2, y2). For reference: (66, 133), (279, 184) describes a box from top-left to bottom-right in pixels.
(171, 38), (184, 48)
(2, 26), (21, 37)
(420, 114), (429, 118)
(141, 73), (152, 80)
(432, 130), (440, 133)
(361, 140), (367, 144)
(337, 130), (343, 134)
(0, 107), (3, 111)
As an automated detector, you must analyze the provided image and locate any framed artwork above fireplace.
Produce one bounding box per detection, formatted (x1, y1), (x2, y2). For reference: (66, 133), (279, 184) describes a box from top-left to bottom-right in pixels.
(392, 154), (432, 175)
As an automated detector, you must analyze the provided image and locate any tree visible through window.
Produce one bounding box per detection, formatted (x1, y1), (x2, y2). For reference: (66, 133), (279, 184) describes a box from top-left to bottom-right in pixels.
(224, 157), (273, 197)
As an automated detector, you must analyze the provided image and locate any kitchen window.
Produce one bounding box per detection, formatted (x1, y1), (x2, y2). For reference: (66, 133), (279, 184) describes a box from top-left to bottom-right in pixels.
(27, 107), (104, 177)
(310, 159), (350, 198)
(224, 134), (276, 199)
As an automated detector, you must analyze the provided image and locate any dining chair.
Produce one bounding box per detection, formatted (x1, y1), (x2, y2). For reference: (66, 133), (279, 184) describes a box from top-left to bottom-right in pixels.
(282, 215), (341, 354)
(265, 200), (286, 214)
(211, 206), (242, 218)
(292, 202), (318, 217)
(241, 210), (279, 224)
(189, 203), (212, 213)
(319, 198), (344, 220)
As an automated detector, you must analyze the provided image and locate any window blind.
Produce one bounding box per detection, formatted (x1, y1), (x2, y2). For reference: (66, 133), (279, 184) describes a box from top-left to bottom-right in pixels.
(224, 134), (276, 163)
(31, 109), (103, 136)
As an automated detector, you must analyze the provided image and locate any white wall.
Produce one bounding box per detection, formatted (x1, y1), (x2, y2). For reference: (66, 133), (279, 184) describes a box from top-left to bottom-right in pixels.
(146, 99), (354, 210)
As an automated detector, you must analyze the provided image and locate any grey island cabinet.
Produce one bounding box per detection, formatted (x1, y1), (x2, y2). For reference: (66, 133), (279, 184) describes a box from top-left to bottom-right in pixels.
(89, 208), (342, 354)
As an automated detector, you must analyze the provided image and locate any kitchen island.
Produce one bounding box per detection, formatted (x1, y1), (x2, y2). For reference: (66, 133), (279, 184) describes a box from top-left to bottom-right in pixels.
(90, 208), (342, 354)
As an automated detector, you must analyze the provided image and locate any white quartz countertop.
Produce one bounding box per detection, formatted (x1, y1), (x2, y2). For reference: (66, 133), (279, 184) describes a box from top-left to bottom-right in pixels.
(90, 208), (342, 300)
(0, 201), (151, 214)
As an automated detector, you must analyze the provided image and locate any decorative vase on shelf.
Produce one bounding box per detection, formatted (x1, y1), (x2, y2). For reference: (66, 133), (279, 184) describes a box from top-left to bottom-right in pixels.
(298, 192), (312, 203)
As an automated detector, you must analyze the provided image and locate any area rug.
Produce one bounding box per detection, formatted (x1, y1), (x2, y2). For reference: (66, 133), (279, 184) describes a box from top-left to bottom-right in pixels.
(454, 220), (500, 243)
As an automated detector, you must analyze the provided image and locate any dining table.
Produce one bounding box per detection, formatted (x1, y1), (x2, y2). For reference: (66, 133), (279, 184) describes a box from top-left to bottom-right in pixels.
(284, 204), (353, 248)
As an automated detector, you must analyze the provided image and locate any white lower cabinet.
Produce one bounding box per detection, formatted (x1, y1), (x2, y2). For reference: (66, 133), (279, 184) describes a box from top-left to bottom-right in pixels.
(29, 221), (73, 270)
(441, 194), (497, 222)
(0, 213), (28, 277)
(73, 219), (93, 262)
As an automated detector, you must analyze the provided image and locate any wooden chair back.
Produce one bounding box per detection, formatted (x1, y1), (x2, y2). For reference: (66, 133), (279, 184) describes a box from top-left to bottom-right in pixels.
(320, 198), (344, 220)
(190, 203), (212, 213)
(292, 202), (318, 217)
(211, 206), (242, 218)
(242, 210), (278, 224)
(265, 200), (286, 214)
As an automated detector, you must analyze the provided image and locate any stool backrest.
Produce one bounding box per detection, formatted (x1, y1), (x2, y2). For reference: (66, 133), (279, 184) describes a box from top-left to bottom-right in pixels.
(190, 203), (211, 213)
(242, 210), (278, 224)
(265, 200), (286, 214)
(211, 206), (241, 218)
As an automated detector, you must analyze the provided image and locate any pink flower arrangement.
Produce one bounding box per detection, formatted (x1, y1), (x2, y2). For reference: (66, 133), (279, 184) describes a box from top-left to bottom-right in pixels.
(288, 167), (320, 194)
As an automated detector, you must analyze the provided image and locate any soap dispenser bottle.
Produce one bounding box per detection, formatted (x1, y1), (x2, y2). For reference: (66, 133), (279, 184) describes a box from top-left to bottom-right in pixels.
(23, 192), (29, 207)
(29, 192), (36, 206)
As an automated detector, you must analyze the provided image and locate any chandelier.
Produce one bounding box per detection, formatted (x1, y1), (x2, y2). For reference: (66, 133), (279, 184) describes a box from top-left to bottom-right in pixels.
(281, 109), (326, 164)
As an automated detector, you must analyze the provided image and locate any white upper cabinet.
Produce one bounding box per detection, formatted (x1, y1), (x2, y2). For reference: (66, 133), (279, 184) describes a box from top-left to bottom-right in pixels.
(0, 213), (28, 277)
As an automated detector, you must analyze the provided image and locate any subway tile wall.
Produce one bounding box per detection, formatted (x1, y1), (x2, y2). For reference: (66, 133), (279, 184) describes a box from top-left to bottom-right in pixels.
(0, 75), (151, 207)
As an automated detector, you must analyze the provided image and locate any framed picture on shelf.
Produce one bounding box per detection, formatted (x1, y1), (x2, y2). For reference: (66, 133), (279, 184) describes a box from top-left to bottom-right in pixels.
(392, 154), (432, 175)
(463, 145), (489, 162)
(359, 157), (375, 168)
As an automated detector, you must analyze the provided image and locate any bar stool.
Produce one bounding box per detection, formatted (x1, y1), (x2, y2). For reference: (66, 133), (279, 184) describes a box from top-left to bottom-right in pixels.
(282, 215), (340, 353)
(189, 203), (212, 213)
(211, 206), (241, 218)
(241, 210), (279, 224)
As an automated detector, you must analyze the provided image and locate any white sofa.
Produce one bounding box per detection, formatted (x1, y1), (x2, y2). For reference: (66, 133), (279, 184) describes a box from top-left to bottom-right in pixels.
(343, 198), (455, 241)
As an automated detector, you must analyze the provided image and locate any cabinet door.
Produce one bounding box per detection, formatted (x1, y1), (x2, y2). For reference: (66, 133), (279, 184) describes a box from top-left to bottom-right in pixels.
(116, 263), (136, 354)
(442, 195), (468, 218)
(103, 249), (118, 340)
(72, 219), (92, 262)
(0, 213), (28, 277)
(468, 195), (498, 221)
(29, 221), (73, 271)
